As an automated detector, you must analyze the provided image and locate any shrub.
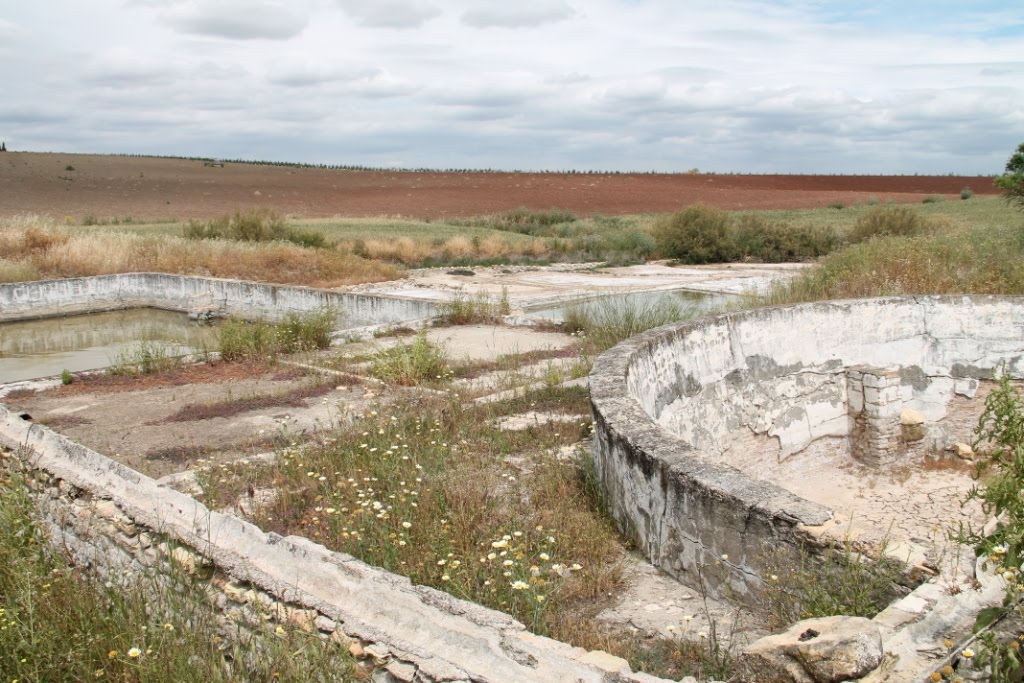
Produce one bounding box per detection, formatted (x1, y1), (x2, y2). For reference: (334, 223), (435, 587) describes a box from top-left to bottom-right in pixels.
(960, 187), (974, 200)
(184, 209), (327, 248)
(921, 196), (942, 204)
(849, 205), (929, 242)
(653, 205), (737, 263)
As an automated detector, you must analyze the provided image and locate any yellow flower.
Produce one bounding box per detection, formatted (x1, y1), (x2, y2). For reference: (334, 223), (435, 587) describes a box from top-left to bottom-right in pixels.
(108, 651), (118, 659)
(127, 648), (141, 658)
(163, 623), (174, 631)
(962, 648), (974, 658)
(930, 673), (941, 682)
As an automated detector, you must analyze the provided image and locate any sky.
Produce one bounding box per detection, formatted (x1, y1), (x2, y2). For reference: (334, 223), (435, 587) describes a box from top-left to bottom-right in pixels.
(1, 0), (1022, 174)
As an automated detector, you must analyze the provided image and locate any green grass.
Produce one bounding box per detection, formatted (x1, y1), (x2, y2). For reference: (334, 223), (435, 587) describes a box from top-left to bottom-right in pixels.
(0, 466), (363, 683)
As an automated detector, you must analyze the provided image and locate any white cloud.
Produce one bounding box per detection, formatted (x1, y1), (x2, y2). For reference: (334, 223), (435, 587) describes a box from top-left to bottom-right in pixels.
(336, 0), (440, 28)
(267, 60), (381, 87)
(0, 18), (24, 44)
(162, 0), (308, 40)
(460, 0), (575, 28)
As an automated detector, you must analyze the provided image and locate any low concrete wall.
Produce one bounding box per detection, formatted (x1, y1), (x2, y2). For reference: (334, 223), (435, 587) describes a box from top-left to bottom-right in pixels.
(0, 405), (670, 683)
(0, 273), (436, 328)
(590, 296), (1024, 601)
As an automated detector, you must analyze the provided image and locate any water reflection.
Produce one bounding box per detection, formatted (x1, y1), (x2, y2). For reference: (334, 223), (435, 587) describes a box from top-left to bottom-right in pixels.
(0, 309), (216, 384)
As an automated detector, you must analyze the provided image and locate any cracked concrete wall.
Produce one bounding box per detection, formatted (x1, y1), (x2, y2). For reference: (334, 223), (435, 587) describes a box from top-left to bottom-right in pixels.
(0, 405), (670, 683)
(590, 296), (1024, 601)
(0, 273), (436, 328)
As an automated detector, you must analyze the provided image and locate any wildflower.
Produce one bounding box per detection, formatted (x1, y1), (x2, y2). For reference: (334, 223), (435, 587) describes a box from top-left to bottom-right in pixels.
(570, 563), (582, 571)
(721, 554), (729, 561)
(94, 670), (104, 678)
(536, 595), (545, 603)
(930, 673), (941, 682)
(511, 580), (529, 590)
(539, 553), (550, 561)
(402, 521), (412, 529)
(770, 574), (779, 582)
(962, 648), (974, 658)
(108, 651), (118, 659)
(275, 625), (285, 635)
(942, 665), (955, 677)
(682, 615), (693, 623)
(943, 639), (954, 649)
(127, 648), (141, 658)
(163, 623), (174, 631)
(666, 624), (676, 633)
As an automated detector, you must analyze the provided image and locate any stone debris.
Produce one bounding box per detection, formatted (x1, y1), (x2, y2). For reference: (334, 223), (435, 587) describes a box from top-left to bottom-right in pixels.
(736, 616), (883, 683)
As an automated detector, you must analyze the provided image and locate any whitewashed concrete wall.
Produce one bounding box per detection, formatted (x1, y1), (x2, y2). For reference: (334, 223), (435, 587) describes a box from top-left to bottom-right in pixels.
(590, 296), (1024, 600)
(0, 273), (436, 328)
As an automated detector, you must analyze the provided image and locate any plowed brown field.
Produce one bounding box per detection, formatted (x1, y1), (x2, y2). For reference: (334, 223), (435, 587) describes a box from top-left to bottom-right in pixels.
(1, 152), (998, 221)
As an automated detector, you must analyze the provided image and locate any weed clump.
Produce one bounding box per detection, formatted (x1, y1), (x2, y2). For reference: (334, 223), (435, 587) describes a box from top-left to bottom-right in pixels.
(218, 310), (336, 362)
(369, 331), (450, 385)
(563, 295), (694, 352)
(437, 290), (510, 325)
(109, 341), (182, 376)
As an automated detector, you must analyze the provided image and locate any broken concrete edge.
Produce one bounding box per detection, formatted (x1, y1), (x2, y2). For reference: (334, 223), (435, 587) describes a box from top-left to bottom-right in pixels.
(0, 272), (437, 328)
(0, 404), (672, 683)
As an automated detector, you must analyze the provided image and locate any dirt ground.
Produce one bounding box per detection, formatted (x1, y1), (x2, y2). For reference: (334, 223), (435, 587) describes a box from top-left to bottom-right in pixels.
(1, 152), (999, 221)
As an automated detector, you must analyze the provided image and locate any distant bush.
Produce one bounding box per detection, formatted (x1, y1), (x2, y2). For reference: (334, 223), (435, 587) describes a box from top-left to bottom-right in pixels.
(921, 196), (942, 204)
(653, 205), (736, 263)
(961, 187), (974, 200)
(850, 205), (930, 242)
(733, 216), (840, 263)
(654, 205), (840, 264)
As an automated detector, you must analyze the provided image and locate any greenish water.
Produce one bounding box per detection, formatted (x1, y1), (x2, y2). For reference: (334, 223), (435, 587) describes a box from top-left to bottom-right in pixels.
(0, 309), (216, 384)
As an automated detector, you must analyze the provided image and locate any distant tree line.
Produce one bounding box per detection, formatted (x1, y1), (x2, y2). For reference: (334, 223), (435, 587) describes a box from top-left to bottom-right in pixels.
(26, 151), (997, 177)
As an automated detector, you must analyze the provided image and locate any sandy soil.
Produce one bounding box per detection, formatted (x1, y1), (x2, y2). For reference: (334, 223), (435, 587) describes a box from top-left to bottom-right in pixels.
(1, 152), (999, 221)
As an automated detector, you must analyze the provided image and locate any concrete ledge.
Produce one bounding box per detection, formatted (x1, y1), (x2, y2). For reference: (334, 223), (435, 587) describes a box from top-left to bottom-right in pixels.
(590, 295), (1024, 601)
(0, 404), (671, 683)
(0, 273), (436, 328)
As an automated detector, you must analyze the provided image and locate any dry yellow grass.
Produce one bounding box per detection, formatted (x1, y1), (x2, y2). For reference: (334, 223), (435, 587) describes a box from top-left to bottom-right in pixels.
(348, 233), (549, 264)
(0, 215), (400, 287)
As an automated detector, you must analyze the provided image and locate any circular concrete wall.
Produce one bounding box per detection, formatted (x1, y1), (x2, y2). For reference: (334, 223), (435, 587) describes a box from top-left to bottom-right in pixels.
(589, 296), (1024, 600)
